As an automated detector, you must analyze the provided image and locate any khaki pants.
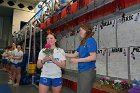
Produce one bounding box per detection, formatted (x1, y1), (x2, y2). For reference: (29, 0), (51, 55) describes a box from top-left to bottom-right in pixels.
(77, 69), (96, 93)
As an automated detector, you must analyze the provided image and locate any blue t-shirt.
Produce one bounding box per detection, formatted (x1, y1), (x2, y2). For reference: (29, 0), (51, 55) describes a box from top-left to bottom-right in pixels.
(77, 37), (97, 72)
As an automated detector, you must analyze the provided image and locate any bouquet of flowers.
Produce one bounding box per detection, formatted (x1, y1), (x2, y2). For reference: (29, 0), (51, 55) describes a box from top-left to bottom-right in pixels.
(99, 77), (114, 85)
(113, 80), (132, 90)
(98, 76), (114, 90)
(99, 77), (132, 90)
(43, 43), (53, 56)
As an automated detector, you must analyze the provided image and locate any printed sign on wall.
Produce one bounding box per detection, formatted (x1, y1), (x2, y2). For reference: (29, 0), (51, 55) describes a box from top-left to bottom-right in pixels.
(108, 48), (128, 79)
(130, 46), (140, 80)
(117, 12), (140, 47)
(96, 49), (107, 75)
(99, 20), (116, 48)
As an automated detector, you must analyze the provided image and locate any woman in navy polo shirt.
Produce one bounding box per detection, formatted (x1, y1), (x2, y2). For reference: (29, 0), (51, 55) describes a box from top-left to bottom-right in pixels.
(66, 23), (97, 93)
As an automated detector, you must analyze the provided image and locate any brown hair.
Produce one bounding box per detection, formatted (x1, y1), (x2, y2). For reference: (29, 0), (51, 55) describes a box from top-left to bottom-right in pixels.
(17, 44), (22, 49)
(12, 43), (16, 50)
(80, 23), (95, 46)
(47, 33), (59, 47)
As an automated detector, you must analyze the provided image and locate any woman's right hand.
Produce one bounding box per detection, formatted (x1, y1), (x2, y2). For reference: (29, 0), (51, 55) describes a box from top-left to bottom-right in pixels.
(43, 56), (51, 62)
(9, 55), (13, 59)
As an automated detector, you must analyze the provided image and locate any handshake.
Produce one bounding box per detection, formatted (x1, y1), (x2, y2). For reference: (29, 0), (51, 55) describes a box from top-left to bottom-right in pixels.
(42, 54), (79, 64)
(8, 55), (14, 59)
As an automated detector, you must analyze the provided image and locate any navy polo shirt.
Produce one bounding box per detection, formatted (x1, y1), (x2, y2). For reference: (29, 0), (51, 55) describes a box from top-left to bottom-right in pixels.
(77, 37), (97, 72)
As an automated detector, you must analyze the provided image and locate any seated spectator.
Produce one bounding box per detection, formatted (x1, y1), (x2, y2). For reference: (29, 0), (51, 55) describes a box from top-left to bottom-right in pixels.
(54, 0), (72, 11)
(60, 0), (72, 6)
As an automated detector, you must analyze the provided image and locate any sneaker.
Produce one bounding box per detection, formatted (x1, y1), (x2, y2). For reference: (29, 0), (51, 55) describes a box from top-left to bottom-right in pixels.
(13, 83), (19, 87)
(8, 80), (14, 84)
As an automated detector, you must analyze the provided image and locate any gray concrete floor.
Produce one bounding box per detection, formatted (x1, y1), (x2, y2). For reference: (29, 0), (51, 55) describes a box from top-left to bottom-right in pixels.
(0, 68), (76, 93)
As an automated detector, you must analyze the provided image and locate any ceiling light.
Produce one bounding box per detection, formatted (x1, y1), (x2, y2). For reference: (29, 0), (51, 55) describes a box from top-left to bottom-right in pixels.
(7, 1), (15, 6)
(28, 6), (34, 10)
(18, 3), (25, 8)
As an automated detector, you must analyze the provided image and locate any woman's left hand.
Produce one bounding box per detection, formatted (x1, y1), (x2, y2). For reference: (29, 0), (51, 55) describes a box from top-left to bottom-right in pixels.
(9, 55), (13, 59)
(71, 58), (79, 64)
(49, 55), (54, 61)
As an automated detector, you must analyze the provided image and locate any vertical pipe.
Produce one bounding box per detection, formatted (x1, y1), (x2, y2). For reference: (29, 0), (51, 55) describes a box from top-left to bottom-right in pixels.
(127, 47), (131, 81)
(33, 27), (36, 63)
(106, 48), (109, 76)
(66, 38), (68, 51)
(98, 22), (100, 49)
(115, 19), (118, 48)
(74, 34), (76, 50)
(27, 23), (32, 67)
(24, 30), (27, 53)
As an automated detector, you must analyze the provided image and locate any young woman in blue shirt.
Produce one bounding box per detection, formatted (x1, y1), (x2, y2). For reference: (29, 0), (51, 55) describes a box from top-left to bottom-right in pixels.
(66, 23), (97, 93)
